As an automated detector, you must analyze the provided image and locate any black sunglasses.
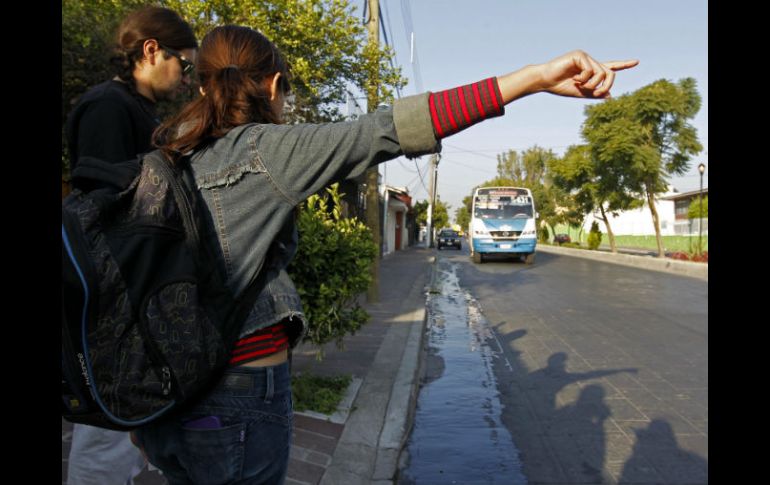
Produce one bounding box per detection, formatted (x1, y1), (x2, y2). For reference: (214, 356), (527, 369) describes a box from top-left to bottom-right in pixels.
(159, 44), (195, 75)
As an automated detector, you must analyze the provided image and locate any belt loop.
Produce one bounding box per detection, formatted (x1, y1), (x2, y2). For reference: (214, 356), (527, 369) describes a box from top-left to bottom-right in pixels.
(264, 367), (274, 403)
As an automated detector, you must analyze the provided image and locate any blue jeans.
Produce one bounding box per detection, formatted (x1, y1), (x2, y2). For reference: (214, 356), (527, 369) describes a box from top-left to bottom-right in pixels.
(134, 362), (292, 484)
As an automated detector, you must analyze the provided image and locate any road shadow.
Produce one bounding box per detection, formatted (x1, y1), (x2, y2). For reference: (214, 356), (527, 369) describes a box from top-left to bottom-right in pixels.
(618, 419), (708, 484)
(490, 332), (707, 484)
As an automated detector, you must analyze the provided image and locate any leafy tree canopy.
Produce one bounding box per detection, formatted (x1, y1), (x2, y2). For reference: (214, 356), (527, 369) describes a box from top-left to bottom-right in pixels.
(62, 0), (406, 172)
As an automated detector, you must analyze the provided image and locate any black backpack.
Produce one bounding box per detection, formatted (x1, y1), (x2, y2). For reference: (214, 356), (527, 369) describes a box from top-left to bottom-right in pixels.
(61, 151), (265, 430)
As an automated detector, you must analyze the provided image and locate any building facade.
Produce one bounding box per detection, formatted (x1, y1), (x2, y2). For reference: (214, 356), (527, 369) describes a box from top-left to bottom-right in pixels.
(382, 186), (414, 256)
(581, 187), (708, 236)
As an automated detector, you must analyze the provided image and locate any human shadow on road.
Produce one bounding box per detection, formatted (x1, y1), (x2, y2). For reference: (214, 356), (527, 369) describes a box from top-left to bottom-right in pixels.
(523, 352), (637, 415)
(618, 419), (708, 484)
(494, 349), (637, 484)
(548, 384), (612, 483)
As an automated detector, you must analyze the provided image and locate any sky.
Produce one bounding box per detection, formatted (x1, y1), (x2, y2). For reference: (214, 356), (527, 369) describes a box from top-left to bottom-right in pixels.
(361, 0), (708, 220)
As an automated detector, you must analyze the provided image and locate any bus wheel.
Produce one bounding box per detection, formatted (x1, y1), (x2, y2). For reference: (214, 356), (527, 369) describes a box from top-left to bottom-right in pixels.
(473, 252), (483, 264)
(524, 253), (535, 265)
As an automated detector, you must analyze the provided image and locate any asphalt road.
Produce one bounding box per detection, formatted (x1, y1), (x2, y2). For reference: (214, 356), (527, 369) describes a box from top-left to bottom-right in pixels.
(438, 245), (708, 484)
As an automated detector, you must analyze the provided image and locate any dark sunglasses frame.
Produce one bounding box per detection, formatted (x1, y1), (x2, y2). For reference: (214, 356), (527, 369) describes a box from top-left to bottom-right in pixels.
(159, 44), (195, 75)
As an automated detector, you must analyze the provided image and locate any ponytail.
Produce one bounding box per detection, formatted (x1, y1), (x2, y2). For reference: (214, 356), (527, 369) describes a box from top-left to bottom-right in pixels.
(155, 26), (290, 161)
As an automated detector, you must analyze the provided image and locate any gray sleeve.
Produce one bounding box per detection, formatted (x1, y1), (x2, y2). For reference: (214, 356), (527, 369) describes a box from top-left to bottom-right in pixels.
(255, 101), (440, 205)
(392, 93), (441, 157)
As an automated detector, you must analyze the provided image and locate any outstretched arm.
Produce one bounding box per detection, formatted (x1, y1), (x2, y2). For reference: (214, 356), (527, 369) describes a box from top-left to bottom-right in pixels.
(498, 50), (639, 102)
(425, 50), (638, 140)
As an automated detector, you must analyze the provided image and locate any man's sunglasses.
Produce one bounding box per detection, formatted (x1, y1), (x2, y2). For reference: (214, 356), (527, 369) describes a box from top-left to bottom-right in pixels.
(159, 44), (195, 75)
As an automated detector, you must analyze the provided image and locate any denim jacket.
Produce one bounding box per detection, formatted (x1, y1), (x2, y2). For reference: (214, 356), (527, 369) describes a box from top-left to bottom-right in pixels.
(187, 93), (440, 346)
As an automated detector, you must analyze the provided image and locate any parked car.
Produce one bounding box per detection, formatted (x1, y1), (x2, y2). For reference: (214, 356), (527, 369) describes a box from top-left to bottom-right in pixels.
(554, 233), (571, 245)
(437, 229), (462, 250)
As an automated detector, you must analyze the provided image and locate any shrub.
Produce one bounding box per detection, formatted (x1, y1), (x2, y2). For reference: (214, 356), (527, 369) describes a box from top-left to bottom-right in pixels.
(539, 225), (549, 243)
(587, 221), (602, 250)
(669, 250), (708, 263)
(287, 184), (378, 358)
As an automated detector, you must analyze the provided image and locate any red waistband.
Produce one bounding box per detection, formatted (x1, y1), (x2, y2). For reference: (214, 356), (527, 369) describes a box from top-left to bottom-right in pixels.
(228, 321), (289, 366)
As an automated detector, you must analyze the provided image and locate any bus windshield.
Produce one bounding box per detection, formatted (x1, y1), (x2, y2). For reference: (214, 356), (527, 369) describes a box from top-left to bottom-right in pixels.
(474, 205), (533, 219)
(473, 193), (533, 219)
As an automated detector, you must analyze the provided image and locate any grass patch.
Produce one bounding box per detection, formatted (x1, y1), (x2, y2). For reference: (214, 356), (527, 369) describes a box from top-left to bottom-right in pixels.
(292, 373), (352, 415)
(605, 235), (708, 252)
(550, 225), (708, 252)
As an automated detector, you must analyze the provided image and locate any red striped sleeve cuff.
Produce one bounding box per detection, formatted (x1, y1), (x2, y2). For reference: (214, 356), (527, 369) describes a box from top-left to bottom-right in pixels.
(428, 77), (504, 139)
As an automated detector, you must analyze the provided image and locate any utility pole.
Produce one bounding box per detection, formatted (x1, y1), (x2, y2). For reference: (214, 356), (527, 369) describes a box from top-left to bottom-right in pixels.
(427, 153), (439, 247)
(365, 0), (381, 302)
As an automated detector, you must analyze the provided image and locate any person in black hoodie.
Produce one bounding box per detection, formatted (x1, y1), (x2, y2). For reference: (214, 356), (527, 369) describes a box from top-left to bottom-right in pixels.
(64, 6), (197, 485)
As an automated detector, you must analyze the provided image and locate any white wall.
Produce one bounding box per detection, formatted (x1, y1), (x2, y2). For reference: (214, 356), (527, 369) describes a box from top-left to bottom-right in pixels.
(583, 199), (676, 236)
(384, 198), (408, 255)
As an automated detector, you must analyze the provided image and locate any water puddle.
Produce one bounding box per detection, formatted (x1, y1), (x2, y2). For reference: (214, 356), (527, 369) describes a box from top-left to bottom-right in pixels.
(399, 260), (526, 484)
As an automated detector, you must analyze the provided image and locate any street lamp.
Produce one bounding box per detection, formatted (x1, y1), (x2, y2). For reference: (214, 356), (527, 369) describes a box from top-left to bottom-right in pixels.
(697, 163), (706, 255)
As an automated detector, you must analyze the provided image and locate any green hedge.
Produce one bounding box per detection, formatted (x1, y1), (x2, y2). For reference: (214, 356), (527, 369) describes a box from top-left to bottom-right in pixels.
(288, 184), (377, 358)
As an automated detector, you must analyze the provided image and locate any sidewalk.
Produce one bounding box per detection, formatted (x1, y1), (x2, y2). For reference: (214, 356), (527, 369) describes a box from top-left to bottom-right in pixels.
(287, 246), (432, 485)
(537, 243), (708, 280)
(62, 246), (433, 485)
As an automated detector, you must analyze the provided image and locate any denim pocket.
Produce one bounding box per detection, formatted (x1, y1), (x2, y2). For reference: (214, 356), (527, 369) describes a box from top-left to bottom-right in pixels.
(179, 421), (247, 483)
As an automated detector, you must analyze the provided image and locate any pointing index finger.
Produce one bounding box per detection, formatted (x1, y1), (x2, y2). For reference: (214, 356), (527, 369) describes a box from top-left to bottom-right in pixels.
(603, 59), (640, 72)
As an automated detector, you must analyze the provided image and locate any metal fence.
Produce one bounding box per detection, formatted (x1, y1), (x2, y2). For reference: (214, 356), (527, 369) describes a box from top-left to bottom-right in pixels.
(674, 218), (708, 236)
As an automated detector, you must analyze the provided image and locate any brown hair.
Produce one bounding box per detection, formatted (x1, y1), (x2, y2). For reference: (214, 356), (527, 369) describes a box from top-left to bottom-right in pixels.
(154, 25), (291, 160)
(110, 6), (198, 86)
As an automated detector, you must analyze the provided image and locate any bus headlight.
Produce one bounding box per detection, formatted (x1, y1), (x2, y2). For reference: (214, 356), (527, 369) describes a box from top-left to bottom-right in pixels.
(474, 229), (490, 236)
(521, 229), (536, 236)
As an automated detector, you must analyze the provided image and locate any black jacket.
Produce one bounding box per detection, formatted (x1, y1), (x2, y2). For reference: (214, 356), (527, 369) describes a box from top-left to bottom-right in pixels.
(66, 80), (159, 170)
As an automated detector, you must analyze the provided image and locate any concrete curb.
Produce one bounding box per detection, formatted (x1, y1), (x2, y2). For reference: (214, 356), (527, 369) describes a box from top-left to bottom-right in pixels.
(537, 244), (708, 281)
(319, 254), (432, 485)
(372, 305), (427, 482)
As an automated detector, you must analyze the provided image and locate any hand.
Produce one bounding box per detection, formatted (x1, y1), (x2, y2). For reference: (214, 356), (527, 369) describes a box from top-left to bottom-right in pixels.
(129, 431), (150, 463)
(537, 50), (639, 99)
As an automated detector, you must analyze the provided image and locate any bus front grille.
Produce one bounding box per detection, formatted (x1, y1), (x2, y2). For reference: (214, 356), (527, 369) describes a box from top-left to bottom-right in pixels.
(490, 231), (522, 238)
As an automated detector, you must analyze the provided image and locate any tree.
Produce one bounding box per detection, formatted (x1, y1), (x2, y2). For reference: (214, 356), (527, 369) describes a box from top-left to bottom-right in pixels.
(431, 200), (450, 231)
(455, 205), (470, 233)
(687, 195), (708, 219)
(165, 0), (406, 123)
(549, 144), (641, 252)
(496, 146), (550, 187)
(542, 182), (585, 243)
(62, 0), (406, 174)
(583, 78), (702, 257)
(413, 198), (449, 231)
(412, 200), (429, 226)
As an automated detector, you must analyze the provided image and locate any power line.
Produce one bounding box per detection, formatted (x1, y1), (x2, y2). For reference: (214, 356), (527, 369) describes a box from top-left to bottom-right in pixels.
(378, 3), (401, 98)
(439, 156), (498, 175)
(414, 157), (430, 193)
(400, 0), (423, 94)
(396, 158), (419, 173)
(442, 142), (500, 160)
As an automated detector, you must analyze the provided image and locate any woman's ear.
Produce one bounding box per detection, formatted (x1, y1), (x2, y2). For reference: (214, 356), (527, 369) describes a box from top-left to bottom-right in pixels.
(269, 72), (283, 101)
